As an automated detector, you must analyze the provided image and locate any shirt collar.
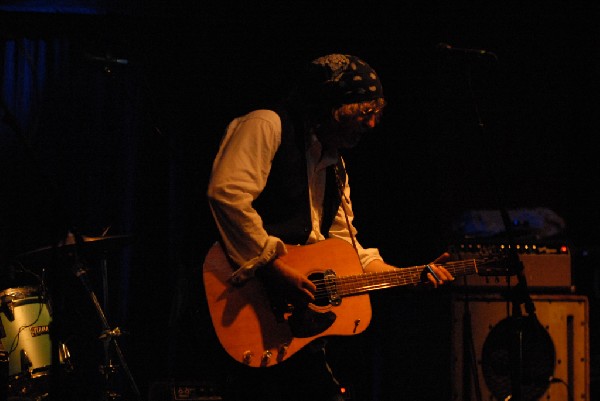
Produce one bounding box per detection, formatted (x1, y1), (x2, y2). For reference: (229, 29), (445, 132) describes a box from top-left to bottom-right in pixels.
(307, 132), (338, 170)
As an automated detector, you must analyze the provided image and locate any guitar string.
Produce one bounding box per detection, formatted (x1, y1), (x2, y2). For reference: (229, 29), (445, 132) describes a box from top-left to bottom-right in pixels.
(307, 259), (482, 301)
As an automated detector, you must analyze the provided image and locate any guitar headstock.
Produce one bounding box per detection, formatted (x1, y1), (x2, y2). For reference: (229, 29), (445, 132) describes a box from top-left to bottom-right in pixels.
(447, 242), (528, 277)
(475, 253), (523, 277)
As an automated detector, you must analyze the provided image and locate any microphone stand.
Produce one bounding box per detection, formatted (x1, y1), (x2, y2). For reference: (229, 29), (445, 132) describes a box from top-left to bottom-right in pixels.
(498, 211), (536, 401)
(460, 52), (536, 401)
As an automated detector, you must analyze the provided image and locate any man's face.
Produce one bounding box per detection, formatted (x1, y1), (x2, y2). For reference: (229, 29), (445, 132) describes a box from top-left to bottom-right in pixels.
(318, 109), (381, 150)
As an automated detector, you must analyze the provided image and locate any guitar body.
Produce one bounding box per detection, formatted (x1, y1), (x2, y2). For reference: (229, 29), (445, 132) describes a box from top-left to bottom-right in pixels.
(202, 238), (371, 368)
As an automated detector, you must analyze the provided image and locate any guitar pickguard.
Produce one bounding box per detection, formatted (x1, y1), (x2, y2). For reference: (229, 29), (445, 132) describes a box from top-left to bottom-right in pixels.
(270, 270), (338, 338)
(288, 306), (336, 338)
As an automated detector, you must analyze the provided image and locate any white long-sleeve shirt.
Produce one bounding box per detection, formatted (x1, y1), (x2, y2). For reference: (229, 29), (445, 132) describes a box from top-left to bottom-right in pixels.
(207, 109), (382, 284)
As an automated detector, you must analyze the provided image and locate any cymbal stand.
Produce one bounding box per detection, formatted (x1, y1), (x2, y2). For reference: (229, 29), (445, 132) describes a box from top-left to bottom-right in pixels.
(99, 254), (112, 391)
(73, 257), (141, 401)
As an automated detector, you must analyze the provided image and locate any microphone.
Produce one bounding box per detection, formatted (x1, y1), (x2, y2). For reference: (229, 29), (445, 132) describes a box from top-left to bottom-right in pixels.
(437, 42), (498, 60)
(85, 53), (129, 65)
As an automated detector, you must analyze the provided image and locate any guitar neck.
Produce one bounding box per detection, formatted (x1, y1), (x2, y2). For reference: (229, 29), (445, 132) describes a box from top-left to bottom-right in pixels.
(333, 260), (478, 297)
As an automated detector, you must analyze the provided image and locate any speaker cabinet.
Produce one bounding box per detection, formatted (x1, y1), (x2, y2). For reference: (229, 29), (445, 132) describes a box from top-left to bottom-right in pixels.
(450, 294), (590, 401)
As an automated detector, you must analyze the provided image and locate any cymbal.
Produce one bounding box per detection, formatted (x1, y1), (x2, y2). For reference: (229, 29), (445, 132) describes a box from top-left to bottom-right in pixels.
(13, 233), (132, 266)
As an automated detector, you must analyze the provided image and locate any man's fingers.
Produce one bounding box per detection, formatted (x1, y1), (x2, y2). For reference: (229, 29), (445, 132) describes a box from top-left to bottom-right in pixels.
(427, 272), (440, 288)
(302, 288), (315, 302)
(432, 265), (454, 281)
(432, 252), (451, 264)
(300, 279), (316, 301)
(425, 264), (454, 285)
(303, 278), (317, 293)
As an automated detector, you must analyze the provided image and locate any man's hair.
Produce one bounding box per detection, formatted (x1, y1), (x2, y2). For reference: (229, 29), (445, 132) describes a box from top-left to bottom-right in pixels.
(333, 98), (387, 123)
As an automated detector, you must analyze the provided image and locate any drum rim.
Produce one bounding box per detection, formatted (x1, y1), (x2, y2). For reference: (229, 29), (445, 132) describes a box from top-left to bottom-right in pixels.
(9, 366), (52, 380)
(0, 286), (43, 302)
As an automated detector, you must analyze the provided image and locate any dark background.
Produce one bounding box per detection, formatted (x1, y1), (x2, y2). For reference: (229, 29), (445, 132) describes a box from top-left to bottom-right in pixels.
(1, 2), (599, 400)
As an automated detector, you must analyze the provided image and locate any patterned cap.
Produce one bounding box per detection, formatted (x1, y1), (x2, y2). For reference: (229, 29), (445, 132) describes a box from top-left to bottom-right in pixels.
(309, 54), (384, 107)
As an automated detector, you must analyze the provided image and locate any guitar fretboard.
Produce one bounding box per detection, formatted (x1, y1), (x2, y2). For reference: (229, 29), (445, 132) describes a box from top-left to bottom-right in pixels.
(314, 260), (478, 300)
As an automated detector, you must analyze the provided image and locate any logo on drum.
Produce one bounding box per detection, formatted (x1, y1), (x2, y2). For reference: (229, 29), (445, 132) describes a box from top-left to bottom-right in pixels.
(30, 325), (49, 337)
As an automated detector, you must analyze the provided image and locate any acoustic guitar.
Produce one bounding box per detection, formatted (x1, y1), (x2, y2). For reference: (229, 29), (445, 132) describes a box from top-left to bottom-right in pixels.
(203, 238), (508, 368)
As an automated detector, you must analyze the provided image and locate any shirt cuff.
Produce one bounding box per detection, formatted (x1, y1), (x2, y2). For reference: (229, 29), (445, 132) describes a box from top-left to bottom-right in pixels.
(229, 236), (287, 285)
(358, 247), (384, 269)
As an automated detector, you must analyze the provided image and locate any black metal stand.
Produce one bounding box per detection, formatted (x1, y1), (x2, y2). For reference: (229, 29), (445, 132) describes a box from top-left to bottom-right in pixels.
(445, 48), (537, 401)
(39, 230), (140, 401)
(461, 291), (483, 401)
(499, 210), (535, 401)
(72, 252), (141, 401)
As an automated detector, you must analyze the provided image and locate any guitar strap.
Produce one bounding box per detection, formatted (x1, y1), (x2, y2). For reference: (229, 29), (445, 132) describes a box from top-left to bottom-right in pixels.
(334, 158), (365, 273)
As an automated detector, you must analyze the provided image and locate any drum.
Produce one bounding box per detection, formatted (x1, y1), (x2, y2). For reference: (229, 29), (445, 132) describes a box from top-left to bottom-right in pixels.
(0, 286), (68, 398)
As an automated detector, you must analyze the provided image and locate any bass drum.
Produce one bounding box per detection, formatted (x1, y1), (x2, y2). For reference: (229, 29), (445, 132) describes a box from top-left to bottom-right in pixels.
(0, 286), (71, 400)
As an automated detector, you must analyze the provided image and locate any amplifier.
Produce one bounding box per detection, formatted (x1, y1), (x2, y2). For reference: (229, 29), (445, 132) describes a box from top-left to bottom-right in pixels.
(448, 242), (573, 290)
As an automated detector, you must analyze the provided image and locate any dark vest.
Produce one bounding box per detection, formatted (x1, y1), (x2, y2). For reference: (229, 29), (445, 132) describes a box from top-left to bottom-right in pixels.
(252, 108), (344, 245)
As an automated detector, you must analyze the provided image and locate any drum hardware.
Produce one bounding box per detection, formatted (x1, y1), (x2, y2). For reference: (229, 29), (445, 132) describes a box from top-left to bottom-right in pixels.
(64, 232), (141, 401)
(74, 261), (141, 401)
(57, 343), (72, 373)
(99, 359), (122, 401)
(20, 349), (33, 372)
(98, 326), (125, 400)
(12, 234), (132, 268)
(9, 231), (137, 401)
(1, 345), (7, 401)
